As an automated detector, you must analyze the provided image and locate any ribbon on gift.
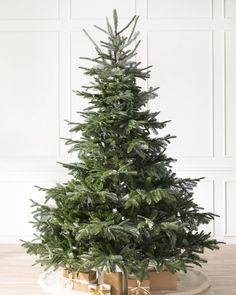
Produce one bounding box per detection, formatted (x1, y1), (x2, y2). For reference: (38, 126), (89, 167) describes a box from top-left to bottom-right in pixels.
(88, 284), (111, 295)
(63, 273), (74, 289)
(130, 280), (151, 295)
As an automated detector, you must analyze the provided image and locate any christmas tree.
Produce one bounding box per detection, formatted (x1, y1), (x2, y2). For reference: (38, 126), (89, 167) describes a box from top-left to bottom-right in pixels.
(22, 10), (219, 281)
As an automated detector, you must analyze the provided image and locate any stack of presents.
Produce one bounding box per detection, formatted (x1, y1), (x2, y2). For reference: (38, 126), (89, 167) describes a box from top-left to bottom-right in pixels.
(63, 269), (177, 294)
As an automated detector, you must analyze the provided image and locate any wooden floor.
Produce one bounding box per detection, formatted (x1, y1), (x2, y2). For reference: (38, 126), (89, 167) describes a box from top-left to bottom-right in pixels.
(0, 245), (236, 295)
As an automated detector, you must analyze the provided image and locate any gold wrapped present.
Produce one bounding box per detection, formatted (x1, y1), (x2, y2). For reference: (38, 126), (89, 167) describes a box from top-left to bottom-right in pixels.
(63, 272), (75, 290)
(63, 269), (96, 281)
(128, 279), (150, 295)
(63, 269), (98, 291)
(88, 283), (111, 295)
(79, 271), (97, 281)
(63, 269), (79, 279)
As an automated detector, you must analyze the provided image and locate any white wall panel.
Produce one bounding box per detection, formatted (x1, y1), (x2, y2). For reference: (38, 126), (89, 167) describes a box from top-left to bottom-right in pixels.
(0, 32), (59, 157)
(0, 0), (58, 19)
(71, 0), (135, 19)
(193, 181), (214, 235)
(147, 0), (212, 19)
(225, 31), (236, 157)
(0, 179), (60, 242)
(148, 31), (213, 158)
(225, 181), (236, 236)
(0, 181), (45, 238)
(225, 0), (236, 18)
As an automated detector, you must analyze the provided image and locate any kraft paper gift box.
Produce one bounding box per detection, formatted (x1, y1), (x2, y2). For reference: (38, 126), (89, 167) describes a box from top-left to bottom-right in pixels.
(63, 269), (97, 292)
(148, 271), (176, 291)
(63, 269), (96, 281)
(63, 269), (79, 279)
(102, 271), (123, 295)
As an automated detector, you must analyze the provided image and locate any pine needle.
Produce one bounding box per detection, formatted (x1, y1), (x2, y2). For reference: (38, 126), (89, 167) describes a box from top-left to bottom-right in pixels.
(83, 29), (102, 53)
(113, 9), (118, 34)
(128, 16), (139, 41)
(118, 15), (137, 35)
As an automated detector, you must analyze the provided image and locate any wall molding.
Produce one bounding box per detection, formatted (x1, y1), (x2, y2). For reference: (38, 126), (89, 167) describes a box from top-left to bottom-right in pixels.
(224, 181), (236, 237)
(146, 0), (213, 20)
(0, 0), (59, 21)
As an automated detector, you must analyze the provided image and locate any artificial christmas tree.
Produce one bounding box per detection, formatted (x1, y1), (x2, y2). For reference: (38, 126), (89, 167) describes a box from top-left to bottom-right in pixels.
(22, 10), (220, 294)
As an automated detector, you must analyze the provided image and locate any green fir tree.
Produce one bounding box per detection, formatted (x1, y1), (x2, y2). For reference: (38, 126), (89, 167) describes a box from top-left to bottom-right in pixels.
(22, 10), (220, 281)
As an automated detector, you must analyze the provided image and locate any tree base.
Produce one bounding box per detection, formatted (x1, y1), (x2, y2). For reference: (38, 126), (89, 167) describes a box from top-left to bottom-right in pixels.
(38, 269), (215, 295)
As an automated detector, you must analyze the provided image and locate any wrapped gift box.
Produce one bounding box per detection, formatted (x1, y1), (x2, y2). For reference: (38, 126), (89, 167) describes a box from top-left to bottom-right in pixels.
(128, 278), (150, 295)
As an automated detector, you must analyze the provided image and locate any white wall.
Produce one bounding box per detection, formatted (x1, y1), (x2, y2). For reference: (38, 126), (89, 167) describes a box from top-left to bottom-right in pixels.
(0, 0), (236, 243)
